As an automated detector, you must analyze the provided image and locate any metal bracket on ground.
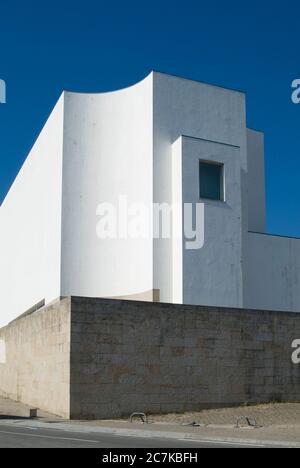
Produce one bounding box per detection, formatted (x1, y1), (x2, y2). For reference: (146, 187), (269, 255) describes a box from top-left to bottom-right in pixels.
(236, 416), (262, 429)
(130, 412), (148, 424)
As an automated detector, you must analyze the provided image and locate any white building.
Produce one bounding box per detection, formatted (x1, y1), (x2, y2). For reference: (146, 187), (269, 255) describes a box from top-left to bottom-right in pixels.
(1, 71), (300, 327)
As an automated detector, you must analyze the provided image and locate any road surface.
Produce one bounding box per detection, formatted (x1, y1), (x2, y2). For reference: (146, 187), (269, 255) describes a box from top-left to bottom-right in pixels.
(0, 422), (265, 448)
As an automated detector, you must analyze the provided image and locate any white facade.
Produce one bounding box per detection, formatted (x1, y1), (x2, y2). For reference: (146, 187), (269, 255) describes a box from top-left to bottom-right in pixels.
(1, 71), (299, 327)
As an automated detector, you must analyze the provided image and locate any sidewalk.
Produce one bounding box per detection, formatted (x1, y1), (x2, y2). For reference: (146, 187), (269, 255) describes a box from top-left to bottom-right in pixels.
(57, 419), (300, 447)
(0, 396), (58, 420)
(1, 397), (300, 447)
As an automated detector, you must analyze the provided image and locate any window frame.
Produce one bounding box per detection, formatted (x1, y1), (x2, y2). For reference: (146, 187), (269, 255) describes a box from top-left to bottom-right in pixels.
(199, 159), (225, 202)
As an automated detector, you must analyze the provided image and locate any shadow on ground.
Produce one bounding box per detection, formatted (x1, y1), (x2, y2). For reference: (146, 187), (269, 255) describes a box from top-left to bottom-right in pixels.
(0, 415), (31, 420)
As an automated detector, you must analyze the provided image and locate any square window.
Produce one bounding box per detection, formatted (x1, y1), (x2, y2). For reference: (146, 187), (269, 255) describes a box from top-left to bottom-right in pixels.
(199, 161), (223, 201)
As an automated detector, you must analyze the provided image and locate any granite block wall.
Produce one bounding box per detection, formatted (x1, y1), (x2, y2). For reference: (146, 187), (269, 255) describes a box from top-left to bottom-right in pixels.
(0, 298), (71, 418)
(69, 297), (300, 419)
(1, 296), (300, 419)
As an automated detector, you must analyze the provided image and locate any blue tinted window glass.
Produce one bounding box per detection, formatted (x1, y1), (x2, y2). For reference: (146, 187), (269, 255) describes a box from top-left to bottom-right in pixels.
(199, 162), (222, 200)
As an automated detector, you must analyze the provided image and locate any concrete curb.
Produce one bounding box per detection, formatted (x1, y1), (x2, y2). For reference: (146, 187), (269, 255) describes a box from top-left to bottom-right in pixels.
(2, 419), (300, 448)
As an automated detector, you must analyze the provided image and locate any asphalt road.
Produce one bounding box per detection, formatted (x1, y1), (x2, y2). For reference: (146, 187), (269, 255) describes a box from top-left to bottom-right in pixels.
(0, 423), (263, 448)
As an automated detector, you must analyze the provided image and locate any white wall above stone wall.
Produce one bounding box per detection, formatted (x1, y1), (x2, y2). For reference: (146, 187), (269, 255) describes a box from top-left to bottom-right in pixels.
(181, 136), (243, 308)
(0, 95), (64, 328)
(153, 72), (247, 304)
(244, 232), (300, 312)
(247, 129), (266, 233)
(0, 71), (300, 326)
(60, 74), (154, 300)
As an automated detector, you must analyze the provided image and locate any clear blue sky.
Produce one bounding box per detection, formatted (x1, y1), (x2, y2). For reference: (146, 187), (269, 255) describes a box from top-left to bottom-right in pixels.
(0, 0), (299, 236)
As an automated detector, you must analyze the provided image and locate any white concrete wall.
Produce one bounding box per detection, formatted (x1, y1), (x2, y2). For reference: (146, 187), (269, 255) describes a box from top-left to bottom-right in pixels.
(60, 75), (153, 299)
(244, 232), (300, 312)
(0, 95), (64, 327)
(153, 72), (248, 304)
(181, 136), (243, 307)
(1, 71), (299, 324)
(244, 130), (300, 313)
(171, 137), (183, 304)
(247, 129), (266, 233)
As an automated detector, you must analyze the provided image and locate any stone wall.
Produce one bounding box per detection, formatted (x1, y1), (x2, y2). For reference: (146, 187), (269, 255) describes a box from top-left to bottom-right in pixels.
(0, 298), (71, 418)
(70, 297), (300, 419)
(1, 296), (300, 419)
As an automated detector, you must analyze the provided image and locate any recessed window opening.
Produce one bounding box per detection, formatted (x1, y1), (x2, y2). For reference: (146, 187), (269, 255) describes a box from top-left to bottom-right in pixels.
(199, 160), (224, 201)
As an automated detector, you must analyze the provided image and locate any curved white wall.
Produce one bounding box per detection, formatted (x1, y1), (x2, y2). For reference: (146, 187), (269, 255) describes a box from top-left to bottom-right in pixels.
(60, 74), (153, 299)
(0, 75), (154, 328)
